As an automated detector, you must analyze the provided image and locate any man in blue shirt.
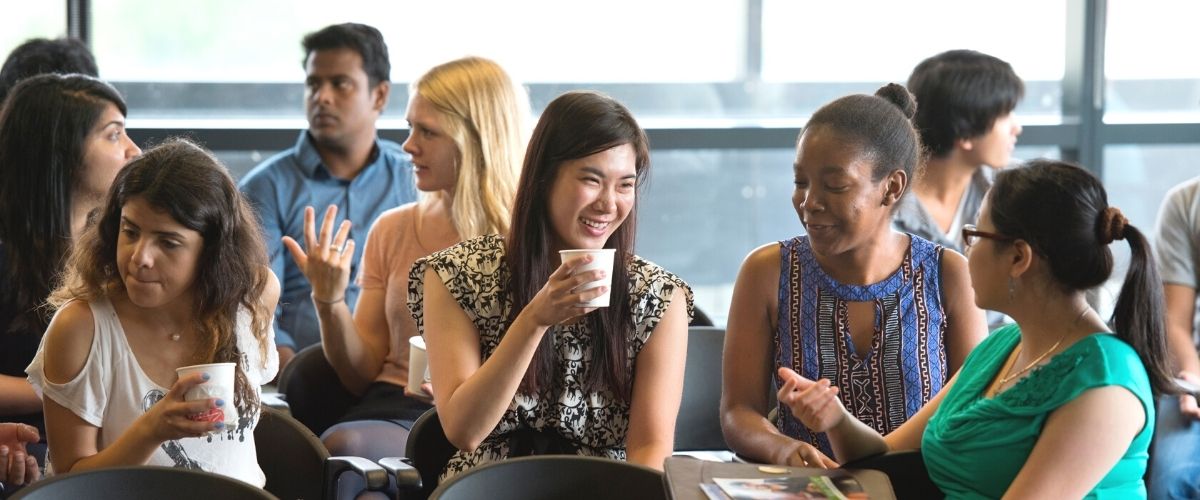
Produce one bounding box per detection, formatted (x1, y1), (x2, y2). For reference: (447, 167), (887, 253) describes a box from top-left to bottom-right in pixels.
(240, 23), (416, 371)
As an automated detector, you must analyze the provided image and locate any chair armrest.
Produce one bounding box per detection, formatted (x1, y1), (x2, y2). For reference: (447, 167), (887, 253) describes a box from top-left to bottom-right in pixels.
(378, 457), (423, 496)
(324, 456), (389, 499)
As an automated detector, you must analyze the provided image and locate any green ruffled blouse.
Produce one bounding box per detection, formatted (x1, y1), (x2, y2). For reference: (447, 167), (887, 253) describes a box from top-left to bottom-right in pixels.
(922, 325), (1154, 499)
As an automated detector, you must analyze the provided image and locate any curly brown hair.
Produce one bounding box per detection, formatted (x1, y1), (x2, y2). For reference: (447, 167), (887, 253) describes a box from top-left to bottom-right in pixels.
(50, 138), (272, 418)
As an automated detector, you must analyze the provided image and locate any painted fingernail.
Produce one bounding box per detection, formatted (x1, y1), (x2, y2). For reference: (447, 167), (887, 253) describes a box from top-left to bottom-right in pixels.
(215, 422), (225, 429)
(215, 399), (225, 407)
(202, 373), (211, 381)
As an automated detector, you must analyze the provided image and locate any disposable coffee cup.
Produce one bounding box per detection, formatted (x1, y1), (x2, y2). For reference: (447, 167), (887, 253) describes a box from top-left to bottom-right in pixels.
(175, 362), (238, 427)
(408, 336), (432, 394)
(558, 249), (616, 307)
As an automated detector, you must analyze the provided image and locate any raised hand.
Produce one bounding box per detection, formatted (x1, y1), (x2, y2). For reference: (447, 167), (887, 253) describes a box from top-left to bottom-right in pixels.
(777, 367), (846, 433)
(282, 205), (355, 304)
(138, 372), (227, 442)
(525, 255), (609, 328)
(0, 423), (40, 486)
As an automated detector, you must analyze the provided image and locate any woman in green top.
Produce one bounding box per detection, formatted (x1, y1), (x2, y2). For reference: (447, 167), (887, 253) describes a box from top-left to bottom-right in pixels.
(777, 160), (1177, 498)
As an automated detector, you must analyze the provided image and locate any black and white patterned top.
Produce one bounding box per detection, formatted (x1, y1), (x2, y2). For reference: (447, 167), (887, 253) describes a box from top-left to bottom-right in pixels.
(408, 234), (693, 480)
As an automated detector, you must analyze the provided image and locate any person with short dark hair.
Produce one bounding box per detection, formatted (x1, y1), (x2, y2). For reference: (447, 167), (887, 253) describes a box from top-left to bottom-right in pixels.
(893, 49), (1024, 253)
(0, 37), (98, 105)
(786, 160), (1173, 498)
(29, 139), (279, 485)
(410, 91), (692, 479)
(239, 23), (417, 371)
(721, 84), (987, 468)
(0, 74), (139, 464)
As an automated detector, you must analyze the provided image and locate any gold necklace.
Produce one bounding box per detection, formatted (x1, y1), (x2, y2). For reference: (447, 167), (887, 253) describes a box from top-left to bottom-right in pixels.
(997, 334), (1065, 387)
(996, 306), (1091, 388)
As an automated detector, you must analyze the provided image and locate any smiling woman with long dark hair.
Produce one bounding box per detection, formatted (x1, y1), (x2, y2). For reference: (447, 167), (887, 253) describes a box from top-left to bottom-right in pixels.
(409, 91), (693, 480)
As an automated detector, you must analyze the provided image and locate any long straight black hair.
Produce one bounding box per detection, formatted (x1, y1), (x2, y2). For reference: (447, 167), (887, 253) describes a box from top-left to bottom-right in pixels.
(0, 73), (126, 335)
(506, 91), (650, 401)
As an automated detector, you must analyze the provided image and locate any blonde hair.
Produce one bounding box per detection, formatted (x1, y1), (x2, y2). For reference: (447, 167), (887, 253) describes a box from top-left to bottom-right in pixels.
(412, 56), (529, 239)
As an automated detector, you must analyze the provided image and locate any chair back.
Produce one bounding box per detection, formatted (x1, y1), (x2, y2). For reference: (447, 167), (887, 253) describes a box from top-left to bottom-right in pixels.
(842, 450), (943, 500)
(689, 306), (714, 327)
(674, 326), (727, 451)
(405, 407), (458, 500)
(9, 466), (277, 500)
(255, 404), (331, 500)
(278, 343), (358, 436)
(429, 456), (666, 500)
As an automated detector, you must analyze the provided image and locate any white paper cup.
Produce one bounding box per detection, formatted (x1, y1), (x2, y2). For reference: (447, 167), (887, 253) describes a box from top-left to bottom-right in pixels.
(408, 336), (431, 392)
(175, 362), (238, 427)
(558, 249), (616, 307)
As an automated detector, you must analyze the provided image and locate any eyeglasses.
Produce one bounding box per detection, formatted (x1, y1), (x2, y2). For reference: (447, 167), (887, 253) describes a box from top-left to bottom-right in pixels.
(961, 224), (1016, 249)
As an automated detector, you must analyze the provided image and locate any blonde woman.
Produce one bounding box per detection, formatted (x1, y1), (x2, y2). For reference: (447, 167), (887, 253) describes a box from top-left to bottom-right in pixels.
(283, 56), (528, 482)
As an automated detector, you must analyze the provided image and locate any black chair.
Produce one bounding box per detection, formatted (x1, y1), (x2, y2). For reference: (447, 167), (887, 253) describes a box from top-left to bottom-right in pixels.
(255, 404), (388, 500)
(842, 450), (942, 500)
(255, 405), (330, 500)
(428, 456), (666, 500)
(399, 407), (457, 500)
(278, 343), (358, 436)
(9, 466), (278, 500)
(674, 326), (727, 451)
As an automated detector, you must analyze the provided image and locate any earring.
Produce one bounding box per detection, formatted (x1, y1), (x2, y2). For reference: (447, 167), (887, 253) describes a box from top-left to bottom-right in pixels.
(1008, 277), (1016, 301)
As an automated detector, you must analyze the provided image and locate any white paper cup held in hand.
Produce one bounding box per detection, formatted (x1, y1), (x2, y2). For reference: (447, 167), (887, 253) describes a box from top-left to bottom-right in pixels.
(558, 249), (616, 307)
(175, 362), (238, 427)
(408, 336), (432, 393)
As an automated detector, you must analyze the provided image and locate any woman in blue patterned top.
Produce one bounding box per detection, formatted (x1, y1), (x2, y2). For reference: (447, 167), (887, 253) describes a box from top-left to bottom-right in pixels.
(721, 84), (988, 466)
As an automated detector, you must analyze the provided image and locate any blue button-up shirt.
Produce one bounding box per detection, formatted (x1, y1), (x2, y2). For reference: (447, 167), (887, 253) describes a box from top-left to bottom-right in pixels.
(239, 131), (417, 350)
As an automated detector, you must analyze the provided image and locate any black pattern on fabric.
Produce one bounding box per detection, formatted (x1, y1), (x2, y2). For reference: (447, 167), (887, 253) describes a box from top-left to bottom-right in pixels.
(409, 235), (693, 480)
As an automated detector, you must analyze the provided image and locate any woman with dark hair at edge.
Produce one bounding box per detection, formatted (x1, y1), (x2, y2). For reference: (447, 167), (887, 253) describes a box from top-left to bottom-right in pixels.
(784, 160), (1174, 498)
(0, 74), (140, 479)
(404, 90), (692, 479)
(27, 139), (278, 486)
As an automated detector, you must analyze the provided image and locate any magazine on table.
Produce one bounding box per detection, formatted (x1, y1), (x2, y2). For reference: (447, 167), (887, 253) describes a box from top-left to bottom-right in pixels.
(709, 472), (868, 500)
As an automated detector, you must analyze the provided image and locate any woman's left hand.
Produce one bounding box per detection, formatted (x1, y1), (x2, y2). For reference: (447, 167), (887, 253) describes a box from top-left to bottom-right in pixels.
(282, 205), (355, 305)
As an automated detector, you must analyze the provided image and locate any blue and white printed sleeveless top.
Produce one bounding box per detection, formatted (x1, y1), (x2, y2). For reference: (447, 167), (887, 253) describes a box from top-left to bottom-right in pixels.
(774, 234), (948, 457)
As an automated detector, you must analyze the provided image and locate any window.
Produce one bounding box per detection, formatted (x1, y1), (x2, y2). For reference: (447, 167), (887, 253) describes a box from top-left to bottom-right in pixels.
(0, 4), (66, 57)
(94, 0), (746, 83)
(1104, 0), (1200, 122)
(761, 0), (1066, 123)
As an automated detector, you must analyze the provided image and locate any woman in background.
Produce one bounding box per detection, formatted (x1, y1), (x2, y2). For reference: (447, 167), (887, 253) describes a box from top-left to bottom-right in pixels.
(285, 56), (527, 497)
(0, 74), (140, 465)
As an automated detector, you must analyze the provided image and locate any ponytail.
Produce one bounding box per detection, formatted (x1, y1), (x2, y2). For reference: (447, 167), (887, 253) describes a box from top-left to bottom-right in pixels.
(1110, 225), (1174, 394)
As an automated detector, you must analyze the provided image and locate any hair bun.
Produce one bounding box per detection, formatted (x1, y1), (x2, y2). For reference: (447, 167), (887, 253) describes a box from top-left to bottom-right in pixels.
(1098, 206), (1128, 244)
(875, 83), (917, 120)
